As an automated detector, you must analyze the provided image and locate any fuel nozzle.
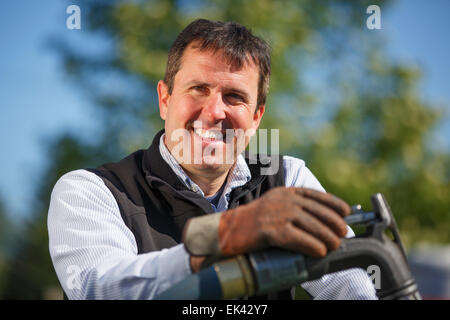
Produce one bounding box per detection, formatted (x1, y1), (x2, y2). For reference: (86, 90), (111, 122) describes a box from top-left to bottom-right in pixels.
(344, 204), (377, 226)
(156, 193), (422, 300)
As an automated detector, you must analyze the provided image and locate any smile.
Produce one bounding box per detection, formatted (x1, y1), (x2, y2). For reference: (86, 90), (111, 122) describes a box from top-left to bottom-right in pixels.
(193, 128), (225, 141)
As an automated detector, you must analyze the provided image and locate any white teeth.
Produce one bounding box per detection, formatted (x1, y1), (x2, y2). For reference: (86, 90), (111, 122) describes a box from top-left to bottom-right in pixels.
(194, 128), (223, 140)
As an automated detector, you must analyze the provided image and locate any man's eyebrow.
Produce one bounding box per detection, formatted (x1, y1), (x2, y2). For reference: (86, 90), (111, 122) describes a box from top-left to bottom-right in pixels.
(185, 80), (250, 100)
(185, 80), (211, 88)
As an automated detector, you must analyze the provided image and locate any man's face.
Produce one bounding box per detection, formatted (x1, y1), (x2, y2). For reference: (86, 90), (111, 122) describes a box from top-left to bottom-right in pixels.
(158, 44), (265, 176)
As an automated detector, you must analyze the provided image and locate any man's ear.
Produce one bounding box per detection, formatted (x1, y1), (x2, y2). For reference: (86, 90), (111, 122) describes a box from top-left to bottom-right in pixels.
(157, 80), (170, 120)
(252, 104), (265, 131)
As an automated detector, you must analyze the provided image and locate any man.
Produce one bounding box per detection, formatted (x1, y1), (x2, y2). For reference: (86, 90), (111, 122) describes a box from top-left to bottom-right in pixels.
(48, 19), (377, 299)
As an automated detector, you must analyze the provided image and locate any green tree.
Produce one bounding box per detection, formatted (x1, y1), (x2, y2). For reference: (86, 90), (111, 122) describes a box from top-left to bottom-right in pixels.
(3, 0), (448, 298)
(0, 198), (14, 297)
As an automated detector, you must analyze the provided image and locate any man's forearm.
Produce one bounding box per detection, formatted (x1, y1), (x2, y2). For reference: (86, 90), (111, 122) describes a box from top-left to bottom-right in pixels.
(52, 244), (192, 299)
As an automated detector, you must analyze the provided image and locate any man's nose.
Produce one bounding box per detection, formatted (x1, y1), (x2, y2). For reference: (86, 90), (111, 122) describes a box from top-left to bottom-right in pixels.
(202, 93), (226, 123)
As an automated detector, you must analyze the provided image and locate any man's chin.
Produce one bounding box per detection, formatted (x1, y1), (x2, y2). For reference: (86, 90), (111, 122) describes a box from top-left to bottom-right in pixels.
(194, 157), (232, 171)
(182, 156), (235, 175)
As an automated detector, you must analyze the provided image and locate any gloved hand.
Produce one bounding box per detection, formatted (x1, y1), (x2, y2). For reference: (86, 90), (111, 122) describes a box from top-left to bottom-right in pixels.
(183, 187), (351, 271)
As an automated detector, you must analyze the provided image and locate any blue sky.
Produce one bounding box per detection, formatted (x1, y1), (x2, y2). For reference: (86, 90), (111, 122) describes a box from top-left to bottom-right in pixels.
(0, 0), (449, 221)
(0, 1), (98, 219)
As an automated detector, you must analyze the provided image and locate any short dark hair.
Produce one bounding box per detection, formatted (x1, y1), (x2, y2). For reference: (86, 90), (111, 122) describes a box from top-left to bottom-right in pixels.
(163, 19), (271, 108)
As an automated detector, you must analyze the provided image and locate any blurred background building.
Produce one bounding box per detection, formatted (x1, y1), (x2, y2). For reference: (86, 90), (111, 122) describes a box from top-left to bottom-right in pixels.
(0, 0), (449, 299)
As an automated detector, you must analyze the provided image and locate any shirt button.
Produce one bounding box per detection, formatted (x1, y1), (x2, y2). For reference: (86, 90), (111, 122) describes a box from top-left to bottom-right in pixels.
(192, 185), (199, 193)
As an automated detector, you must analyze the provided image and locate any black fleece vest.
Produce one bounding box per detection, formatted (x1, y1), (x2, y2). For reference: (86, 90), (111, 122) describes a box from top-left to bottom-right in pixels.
(85, 129), (292, 299)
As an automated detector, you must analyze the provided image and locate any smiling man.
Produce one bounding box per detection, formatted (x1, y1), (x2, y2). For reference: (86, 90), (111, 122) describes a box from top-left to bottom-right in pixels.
(48, 19), (377, 300)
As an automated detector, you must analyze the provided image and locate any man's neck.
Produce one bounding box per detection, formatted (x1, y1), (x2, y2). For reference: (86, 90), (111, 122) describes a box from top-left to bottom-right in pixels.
(183, 168), (230, 198)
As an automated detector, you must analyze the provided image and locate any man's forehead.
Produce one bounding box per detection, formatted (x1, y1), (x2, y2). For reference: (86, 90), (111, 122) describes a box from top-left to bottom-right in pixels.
(173, 46), (258, 95)
(181, 43), (259, 75)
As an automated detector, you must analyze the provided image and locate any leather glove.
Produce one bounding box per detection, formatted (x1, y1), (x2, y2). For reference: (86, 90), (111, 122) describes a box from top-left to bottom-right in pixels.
(183, 187), (351, 270)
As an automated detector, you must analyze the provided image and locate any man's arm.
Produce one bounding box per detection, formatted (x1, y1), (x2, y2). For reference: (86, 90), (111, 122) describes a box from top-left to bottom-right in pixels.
(283, 155), (378, 299)
(47, 169), (192, 299)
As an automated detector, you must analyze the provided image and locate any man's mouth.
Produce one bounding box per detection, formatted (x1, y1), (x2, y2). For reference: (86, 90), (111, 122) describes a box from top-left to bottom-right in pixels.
(193, 127), (226, 142)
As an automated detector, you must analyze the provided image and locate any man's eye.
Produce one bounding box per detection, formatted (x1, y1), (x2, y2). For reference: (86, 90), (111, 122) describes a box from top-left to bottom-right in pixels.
(226, 93), (244, 103)
(192, 86), (207, 93)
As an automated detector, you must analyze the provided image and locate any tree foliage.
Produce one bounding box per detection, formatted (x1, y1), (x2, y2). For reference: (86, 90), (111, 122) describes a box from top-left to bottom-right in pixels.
(0, 199), (13, 296)
(2, 0), (448, 298)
